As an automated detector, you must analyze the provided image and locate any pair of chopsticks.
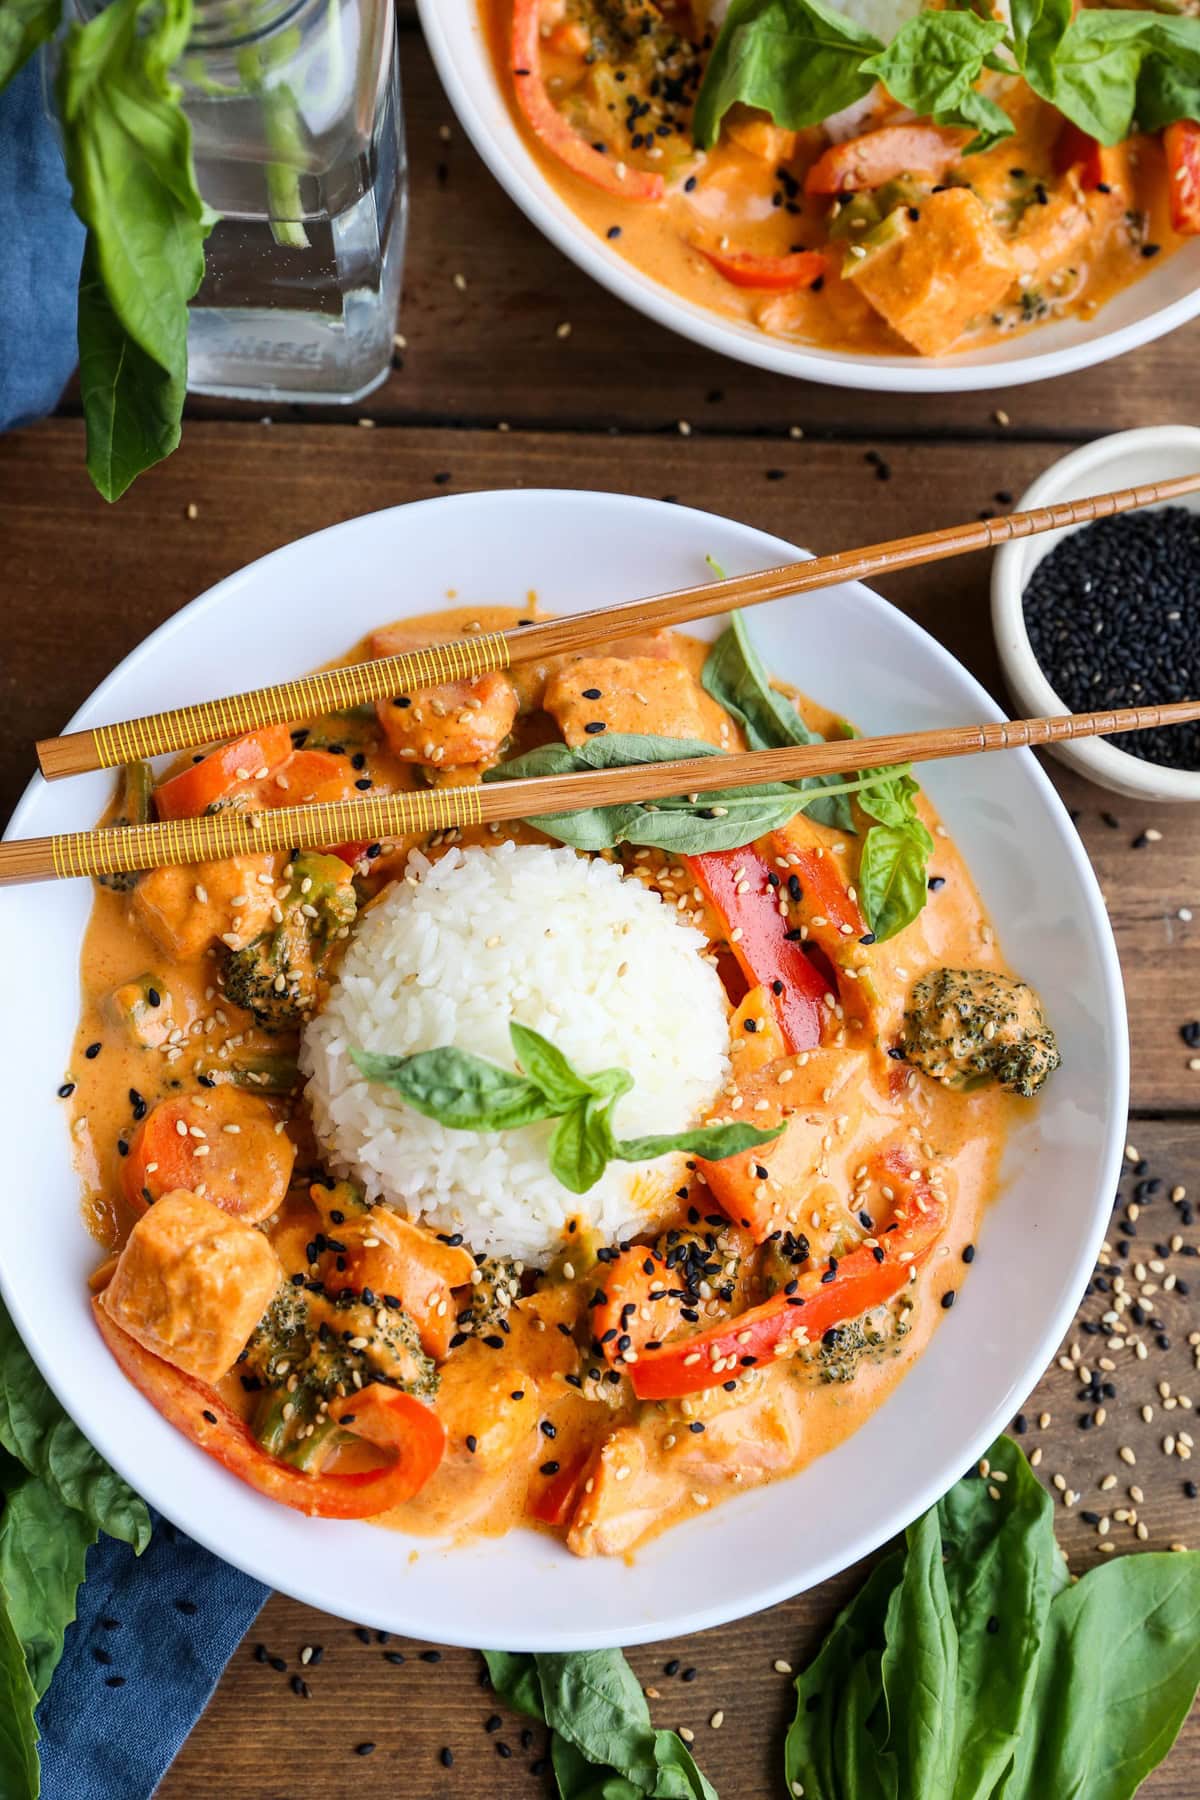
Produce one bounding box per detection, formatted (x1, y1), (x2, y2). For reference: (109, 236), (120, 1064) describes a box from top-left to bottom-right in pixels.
(6, 473), (1198, 888)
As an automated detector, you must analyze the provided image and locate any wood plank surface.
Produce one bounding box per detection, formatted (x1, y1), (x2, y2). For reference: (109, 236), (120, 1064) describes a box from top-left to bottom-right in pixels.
(3, 419), (1196, 1113)
(155, 1111), (1200, 1799)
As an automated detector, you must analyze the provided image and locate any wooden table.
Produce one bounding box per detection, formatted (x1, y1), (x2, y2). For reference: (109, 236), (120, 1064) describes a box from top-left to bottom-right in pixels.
(3, 17), (1200, 1795)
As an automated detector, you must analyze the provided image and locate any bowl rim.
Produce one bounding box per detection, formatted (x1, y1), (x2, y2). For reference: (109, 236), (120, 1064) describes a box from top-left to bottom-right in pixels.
(0, 489), (1130, 1645)
(415, 0), (1200, 395)
(991, 426), (1200, 802)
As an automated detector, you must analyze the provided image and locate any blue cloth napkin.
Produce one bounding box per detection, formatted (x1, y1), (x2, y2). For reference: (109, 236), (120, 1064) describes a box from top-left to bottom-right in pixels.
(35, 1515), (269, 1800)
(0, 55), (83, 429)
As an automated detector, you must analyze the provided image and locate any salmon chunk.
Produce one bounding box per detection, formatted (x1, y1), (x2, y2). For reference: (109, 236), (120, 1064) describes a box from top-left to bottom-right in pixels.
(370, 624), (519, 768)
(131, 855), (279, 960)
(544, 656), (725, 747)
(1011, 180), (1117, 291)
(845, 187), (1016, 356)
(100, 1188), (279, 1384)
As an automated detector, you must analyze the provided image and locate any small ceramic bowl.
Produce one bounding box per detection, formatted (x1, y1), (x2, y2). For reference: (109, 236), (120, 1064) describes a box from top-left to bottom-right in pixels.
(991, 426), (1200, 803)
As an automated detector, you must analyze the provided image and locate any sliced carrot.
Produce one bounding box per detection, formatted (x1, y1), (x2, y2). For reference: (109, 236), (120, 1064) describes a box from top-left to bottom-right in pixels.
(805, 124), (965, 195)
(316, 1193), (476, 1361)
(256, 749), (372, 863)
(511, 0), (664, 202)
(530, 1450), (592, 1526)
(592, 1246), (681, 1368)
(769, 816), (866, 961)
(699, 246), (828, 291)
(123, 1090), (294, 1225)
(153, 726), (293, 821)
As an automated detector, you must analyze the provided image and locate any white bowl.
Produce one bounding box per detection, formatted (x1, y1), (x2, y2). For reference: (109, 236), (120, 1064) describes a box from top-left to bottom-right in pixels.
(992, 426), (1200, 802)
(0, 490), (1127, 1647)
(416, 0), (1200, 394)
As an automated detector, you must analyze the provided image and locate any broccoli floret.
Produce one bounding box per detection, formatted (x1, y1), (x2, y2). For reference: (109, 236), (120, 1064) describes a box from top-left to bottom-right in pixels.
(456, 1255), (524, 1336)
(242, 1279), (437, 1463)
(900, 968), (1060, 1099)
(809, 1309), (911, 1385)
(222, 852), (356, 1032)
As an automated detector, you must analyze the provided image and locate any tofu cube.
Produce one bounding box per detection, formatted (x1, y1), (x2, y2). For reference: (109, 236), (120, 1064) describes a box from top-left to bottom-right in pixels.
(845, 187), (1016, 356)
(100, 1188), (279, 1384)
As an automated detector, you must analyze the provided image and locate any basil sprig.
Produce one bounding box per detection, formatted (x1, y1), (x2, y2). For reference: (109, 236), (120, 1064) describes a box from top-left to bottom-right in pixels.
(485, 730), (909, 856)
(786, 1433), (1200, 1800)
(702, 614), (932, 941)
(694, 0), (1200, 154)
(0, 1302), (151, 1797)
(353, 1021), (782, 1195)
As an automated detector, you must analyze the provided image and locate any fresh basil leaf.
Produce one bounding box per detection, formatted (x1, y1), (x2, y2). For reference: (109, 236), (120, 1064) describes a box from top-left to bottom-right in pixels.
(879, 1505), (958, 1797)
(552, 1736), (644, 1800)
(999, 1551), (1200, 1800)
(863, 11), (1013, 151)
(0, 1589), (39, 1800)
(57, 0), (214, 500)
(548, 1098), (614, 1196)
(785, 1548), (903, 1800)
(1008, 0), (1072, 79)
(76, 237), (186, 504)
(0, 0), (60, 86)
(935, 1440), (1065, 1800)
(0, 1455), (97, 1699)
(0, 1300), (150, 1551)
(351, 1046), (555, 1132)
(701, 616), (856, 833)
(534, 1650), (719, 1799)
(857, 821), (932, 943)
(614, 1121), (784, 1164)
(1136, 50), (1200, 135)
(1013, 7), (1200, 143)
(486, 732), (807, 853)
(692, 0), (881, 149)
(509, 1020), (593, 1111)
(483, 1648), (546, 1721)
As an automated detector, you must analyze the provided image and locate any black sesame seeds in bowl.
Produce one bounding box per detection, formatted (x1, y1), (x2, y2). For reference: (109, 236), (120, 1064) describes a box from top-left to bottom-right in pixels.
(992, 428), (1200, 803)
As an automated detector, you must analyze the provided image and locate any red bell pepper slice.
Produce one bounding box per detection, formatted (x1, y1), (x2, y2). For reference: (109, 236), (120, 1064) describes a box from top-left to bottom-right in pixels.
(1052, 123), (1129, 197)
(1164, 121), (1200, 236)
(687, 846), (831, 1051)
(698, 246), (829, 291)
(511, 0), (664, 203)
(625, 1151), (946, 1400)
(153, 726), (293, 821)
(530, 1451), (591, 1526)
(94, 1300), (445, 1517)
(804, 124), (965, 195)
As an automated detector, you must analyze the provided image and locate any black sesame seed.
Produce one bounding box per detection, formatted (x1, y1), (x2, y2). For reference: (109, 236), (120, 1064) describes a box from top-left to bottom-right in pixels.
(584, 721), (607, 735)
(174, 1598), (199, 1615)
(582, 687), (602, 699)
(682, 1666), (698, 1682)
(540, 1460), (561, 1476)
(497, 1742), (513, 1759)
(941, 1290), (956, 1309)
(962, 1243), (976, 1263)
(57, 1082), (75, 1099)
(986, 1615), (1000, 1635)
(664, 1659), (680, 1675)
(355, 1742), (377, 1756)
(105, 1676), (126, 1688)
(420, 1650), (443, 1663)
(85, 1042), (102, 1059)
(440, 1746), (454, 1767)
(384, 1651), (406, 1665)
(269, 1655), (287, 1672)
(485, 1714), (502, 1732)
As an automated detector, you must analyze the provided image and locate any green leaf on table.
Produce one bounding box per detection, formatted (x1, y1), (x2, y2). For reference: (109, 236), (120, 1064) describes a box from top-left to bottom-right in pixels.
(785, 1548), (903, 1800)
(0, 0), (61, 87)
(692, 0), (881, 148)
(0, 1301), (150, 1551)
(701, 614), (857, 833)
(483, 1648), (546, 1721)
(879, 1503), (958, 1796)
(536, 1650), (719, 1799)
(56, 0), (214, 500)
(0, 1589), (39, 1800)
(999, 1550), (1200, 1800)
(0, 1454), (97, 1699)
(862, 12), (1013, 152)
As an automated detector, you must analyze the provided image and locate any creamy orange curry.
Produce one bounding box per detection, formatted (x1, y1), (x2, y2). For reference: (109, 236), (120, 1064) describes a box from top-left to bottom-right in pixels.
(484, 0), (1200, 358)
(67, 609), (1058, 1553)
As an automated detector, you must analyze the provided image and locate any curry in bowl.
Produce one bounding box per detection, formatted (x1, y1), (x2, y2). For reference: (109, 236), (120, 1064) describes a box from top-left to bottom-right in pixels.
(482, 0), (1200, 359)
(66, 608), (1058, 1553)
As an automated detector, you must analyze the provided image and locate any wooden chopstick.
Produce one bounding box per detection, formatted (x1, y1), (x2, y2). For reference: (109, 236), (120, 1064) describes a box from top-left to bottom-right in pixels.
(7, 699), (1197, 887)
(35, 473), (1200, 782)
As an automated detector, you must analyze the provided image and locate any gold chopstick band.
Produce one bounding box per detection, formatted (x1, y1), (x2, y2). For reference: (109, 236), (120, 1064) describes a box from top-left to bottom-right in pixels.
(49, 784), (486, 880)
(86, 632), (513, 770)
